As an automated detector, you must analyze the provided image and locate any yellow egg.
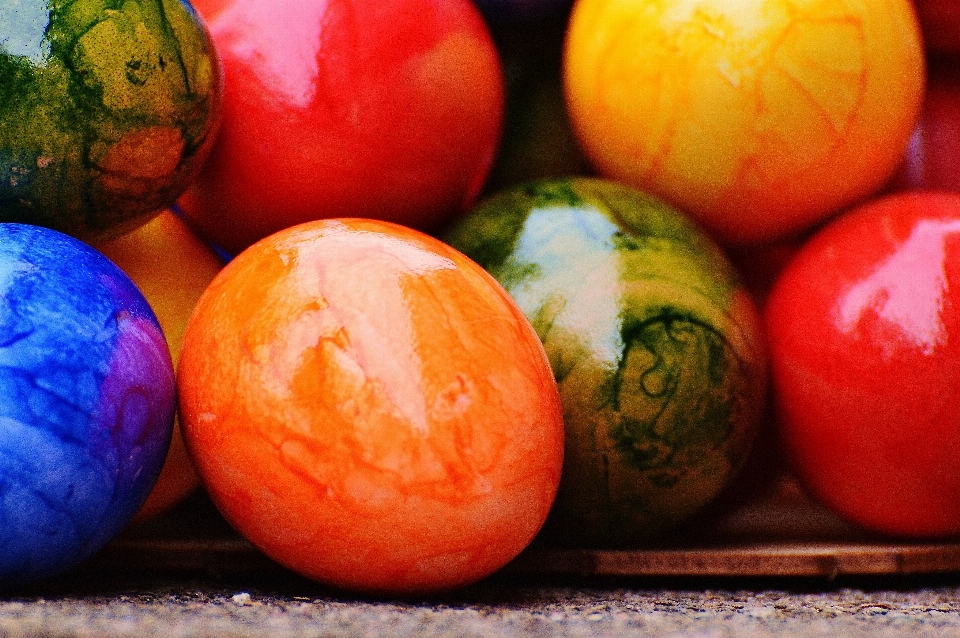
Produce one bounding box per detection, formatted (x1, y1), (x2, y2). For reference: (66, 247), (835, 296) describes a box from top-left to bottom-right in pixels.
(564, 0), (925, 244)
(96, 210), (224, 522)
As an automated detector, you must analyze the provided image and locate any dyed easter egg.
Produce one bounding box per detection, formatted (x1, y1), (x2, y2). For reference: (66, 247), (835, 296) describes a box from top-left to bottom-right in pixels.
(767, 192), (960, 537)
(178, 0), (504, 257)
(444, 178), (767, 546)
(178, 219), (564, 595)
(564, 0), (925, 245)
(0, 224), (175, 584)
(0, 0), (223, 242)
(95, 210), (224, 522)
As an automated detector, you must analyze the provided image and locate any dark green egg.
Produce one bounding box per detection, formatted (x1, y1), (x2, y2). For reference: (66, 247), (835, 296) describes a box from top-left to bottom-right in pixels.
(444, 177), (768, 546)
(0, 0), (222, 241)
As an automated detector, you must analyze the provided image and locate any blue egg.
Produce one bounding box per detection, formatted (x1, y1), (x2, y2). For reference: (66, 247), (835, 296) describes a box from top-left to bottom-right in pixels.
(0, 223), (175, 584)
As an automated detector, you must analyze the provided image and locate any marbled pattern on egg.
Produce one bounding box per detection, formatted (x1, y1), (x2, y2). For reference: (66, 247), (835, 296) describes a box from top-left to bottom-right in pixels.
(0, 223), (175, 584)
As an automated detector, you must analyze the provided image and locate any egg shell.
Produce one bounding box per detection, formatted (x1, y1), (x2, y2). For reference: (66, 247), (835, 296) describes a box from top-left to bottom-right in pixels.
(564, 0), (925, 244)
(0, 0), (223, 242)
(767, 191), (960, 537)
(0, 223), (175, 584)
(177, 218), (564, 596)
(443, 177), (768, 547)
(178, 0), (504, 256)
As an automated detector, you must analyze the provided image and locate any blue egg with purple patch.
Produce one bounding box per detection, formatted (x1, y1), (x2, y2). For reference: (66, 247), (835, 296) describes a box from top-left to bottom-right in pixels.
(0, 223), (175, 584)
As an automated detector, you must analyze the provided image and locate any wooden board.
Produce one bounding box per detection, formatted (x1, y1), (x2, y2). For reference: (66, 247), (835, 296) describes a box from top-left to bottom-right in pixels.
(91, 536), (960, 580)
(507, 543), (960, 578)
(92, 467), (960, 580)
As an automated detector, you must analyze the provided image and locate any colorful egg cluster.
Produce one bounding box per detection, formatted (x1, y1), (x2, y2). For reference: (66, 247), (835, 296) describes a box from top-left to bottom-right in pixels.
(4, 0), (960, 596)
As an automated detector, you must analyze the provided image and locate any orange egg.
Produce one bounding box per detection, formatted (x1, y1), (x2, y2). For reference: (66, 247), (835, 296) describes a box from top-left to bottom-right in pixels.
(95, 211), (225, 521)
(177, 219), (564, 596)
(564, 0), (925, 244)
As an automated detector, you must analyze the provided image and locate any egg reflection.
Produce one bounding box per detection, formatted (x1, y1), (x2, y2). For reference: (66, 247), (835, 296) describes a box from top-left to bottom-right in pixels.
(836, 219), (960, 356)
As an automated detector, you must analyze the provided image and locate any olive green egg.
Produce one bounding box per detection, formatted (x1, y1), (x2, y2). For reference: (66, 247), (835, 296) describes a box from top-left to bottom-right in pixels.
(444, 177), (768, 547)
(0, 0), (222, 241)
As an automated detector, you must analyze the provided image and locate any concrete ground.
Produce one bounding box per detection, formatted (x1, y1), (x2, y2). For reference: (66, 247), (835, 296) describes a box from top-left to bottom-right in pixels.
(5, 569), (960, 638)
(5, 485), (960, 638)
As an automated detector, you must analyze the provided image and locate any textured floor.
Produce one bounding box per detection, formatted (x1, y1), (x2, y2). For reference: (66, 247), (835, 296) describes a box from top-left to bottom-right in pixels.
(5, 569), (960, 638)
(4, 487), (960, 637)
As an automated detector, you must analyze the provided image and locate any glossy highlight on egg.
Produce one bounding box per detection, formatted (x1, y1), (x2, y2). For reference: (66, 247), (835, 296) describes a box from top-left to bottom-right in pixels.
(178, 0), (504, 256)
(767, 191), (960, 537)
(444, 177), (768, 546)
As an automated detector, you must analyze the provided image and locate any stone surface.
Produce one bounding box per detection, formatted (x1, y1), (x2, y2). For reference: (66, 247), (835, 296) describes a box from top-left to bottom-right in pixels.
(5, 573), (960, 637)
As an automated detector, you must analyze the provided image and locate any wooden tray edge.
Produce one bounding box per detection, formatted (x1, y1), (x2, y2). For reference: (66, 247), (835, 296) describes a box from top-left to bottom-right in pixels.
(85, 537), (960, 580)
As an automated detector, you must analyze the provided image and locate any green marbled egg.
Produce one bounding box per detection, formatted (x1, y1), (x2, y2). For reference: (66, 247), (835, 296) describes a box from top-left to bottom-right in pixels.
(0, 0), (221, 241)
(444, 177), (768, 546)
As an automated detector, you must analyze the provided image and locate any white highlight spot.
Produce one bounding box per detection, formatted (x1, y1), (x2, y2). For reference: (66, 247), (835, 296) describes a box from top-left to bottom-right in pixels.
(836, 219), (960, 354)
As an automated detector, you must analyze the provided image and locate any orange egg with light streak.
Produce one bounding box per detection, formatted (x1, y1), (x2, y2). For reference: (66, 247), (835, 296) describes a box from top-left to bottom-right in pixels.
(95, 211), (225, 522)
(177, 219), (564, 596)
(564, 0), (925, 245)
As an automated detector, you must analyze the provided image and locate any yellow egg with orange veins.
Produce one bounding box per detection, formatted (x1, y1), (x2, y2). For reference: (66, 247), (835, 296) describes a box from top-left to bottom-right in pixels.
(564, 0), (925, 244)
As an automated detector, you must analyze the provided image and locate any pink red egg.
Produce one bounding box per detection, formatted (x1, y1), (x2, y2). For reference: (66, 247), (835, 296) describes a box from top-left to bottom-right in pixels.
(177, 219), (564, 595)
(178, 0), (505, 256)
(767, 191), (960, 537)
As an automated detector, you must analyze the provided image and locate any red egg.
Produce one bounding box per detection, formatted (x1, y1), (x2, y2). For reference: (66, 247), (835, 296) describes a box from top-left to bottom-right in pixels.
(178, 0), (505, 256)
(177, 219), (564, 595)
(766, 191), (960, 537)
